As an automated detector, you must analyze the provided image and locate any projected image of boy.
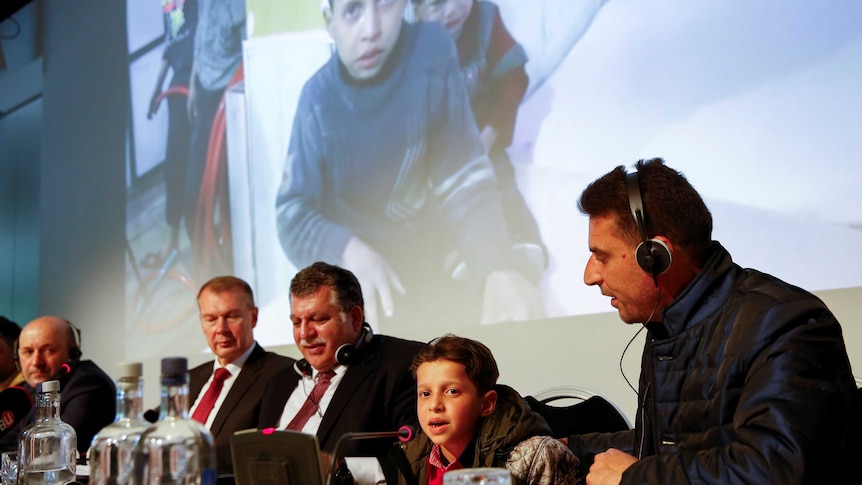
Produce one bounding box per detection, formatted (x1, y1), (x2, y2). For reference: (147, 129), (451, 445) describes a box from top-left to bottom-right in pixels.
(413, 0), (546, 282)
(275, 0), (544, 328)
(400, 334), (577, 484)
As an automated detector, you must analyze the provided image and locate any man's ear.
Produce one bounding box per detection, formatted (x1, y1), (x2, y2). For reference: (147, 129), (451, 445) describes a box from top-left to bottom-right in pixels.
(654, 235), (674, 254)
(480, 389), (497, 417)
(348, 305), (364, 331)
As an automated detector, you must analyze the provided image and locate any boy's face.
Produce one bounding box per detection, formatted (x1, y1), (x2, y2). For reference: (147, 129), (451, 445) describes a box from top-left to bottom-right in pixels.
(415, 0), (473, 39)
(326, 0), (406, 80)
(416, 359), (497, 463)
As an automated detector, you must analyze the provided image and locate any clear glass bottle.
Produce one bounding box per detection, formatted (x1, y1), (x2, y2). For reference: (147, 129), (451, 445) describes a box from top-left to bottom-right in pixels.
(17, 379), (77, 485)
(89, 362), (151, 485)
(131, 357), (215, 485)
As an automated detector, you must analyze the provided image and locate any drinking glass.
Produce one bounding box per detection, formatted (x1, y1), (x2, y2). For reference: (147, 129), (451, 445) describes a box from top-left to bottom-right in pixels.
(1, 451), (18, 485)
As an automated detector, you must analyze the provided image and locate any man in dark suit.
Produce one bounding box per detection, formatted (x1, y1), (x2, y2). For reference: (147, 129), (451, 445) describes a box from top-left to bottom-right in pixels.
(0, 316), (115, 454)
(258, 262), (423, 483)
(184, 276), (293, 475)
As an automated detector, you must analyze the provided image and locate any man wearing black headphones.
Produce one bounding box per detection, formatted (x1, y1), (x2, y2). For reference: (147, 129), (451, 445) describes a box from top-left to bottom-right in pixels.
(258, 262), (424, 483)
(0, 315), (115, 455)
(568, 159), (861, 484)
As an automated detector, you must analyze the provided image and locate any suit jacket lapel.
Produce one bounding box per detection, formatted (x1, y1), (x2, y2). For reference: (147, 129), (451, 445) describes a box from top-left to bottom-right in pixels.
(317, 339), (379, 446)
(189, 363), (212, 404)
(209, 343), (266, 436)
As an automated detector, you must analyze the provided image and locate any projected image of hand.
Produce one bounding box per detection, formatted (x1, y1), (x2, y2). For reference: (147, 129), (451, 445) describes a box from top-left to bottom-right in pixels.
(480, 270), (545, 324)
(342, 236), (405, 326)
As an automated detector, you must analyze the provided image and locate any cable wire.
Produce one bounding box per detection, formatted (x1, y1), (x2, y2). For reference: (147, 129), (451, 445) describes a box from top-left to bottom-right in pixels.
(619, 287), (662, 394)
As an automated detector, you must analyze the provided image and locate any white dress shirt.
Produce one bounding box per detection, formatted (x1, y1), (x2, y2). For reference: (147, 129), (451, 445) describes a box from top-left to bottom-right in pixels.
(189, 343), (255, 429)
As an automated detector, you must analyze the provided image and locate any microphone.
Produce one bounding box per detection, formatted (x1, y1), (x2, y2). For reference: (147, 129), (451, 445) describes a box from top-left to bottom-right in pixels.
(339, 425), (414, 443)
(143, 409), (159, 423)
(0, 386), (35, 438)
(326, 425), (415, 485)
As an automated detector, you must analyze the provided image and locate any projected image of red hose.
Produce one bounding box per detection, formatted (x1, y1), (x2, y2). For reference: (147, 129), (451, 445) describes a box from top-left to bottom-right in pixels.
(192, 64), (244, 279)
(152, 85), (190, 108)
(135, 84), (200, 331)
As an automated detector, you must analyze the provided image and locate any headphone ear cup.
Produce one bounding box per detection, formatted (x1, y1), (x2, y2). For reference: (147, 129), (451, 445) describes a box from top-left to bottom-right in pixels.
(335, 343), (356, 365)
(636, 238), (672, 276)
(294, 359), (313, 376)
(336, 323), (373, 365)
(68, 346), (82, 364)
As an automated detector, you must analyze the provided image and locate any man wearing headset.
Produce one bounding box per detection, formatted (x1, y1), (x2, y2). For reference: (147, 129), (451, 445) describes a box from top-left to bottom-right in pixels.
(568, 159), (861, 484)
(0, 315), (115, 454)
(258, 262), (423, 484)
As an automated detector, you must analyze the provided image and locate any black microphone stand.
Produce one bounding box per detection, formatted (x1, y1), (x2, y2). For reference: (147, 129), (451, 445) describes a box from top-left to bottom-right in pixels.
(325, 427), (414, 485)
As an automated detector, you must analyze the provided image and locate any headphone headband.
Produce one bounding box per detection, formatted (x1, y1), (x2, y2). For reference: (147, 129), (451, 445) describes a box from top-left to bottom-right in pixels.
(626, 169), (672, 283)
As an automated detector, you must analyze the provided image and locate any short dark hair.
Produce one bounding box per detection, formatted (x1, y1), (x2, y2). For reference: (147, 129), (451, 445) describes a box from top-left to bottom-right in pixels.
(410, 334), (499, 394)
(578, 158), (713, 265)
(197, 276), (256, 309)
(0, 316), (21, 348)
(290, 262), (364, 314)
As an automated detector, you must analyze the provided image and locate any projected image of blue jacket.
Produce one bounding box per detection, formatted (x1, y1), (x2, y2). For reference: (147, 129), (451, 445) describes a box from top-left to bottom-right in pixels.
(275, 20), (519, 325)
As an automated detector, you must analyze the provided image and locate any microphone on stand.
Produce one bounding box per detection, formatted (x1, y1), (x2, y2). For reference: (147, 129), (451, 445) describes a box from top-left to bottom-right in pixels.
(339, 425), (414, 443)
(326, 425), (415, 485)
(0, 386), (35, 439)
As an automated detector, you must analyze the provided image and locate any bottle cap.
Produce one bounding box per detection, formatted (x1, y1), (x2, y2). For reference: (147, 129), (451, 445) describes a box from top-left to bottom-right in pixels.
(118, 362), (143, 379)
(40, 380), (60, 392)
(117, 362), (143, 390)
(160, 357), (188, 385)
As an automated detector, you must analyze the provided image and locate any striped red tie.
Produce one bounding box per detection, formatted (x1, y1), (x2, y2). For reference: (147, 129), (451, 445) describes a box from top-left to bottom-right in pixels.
(286, 369), (335, 431)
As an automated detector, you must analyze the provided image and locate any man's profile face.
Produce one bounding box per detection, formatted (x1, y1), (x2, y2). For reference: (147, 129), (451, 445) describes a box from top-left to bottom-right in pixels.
(326, 0), (406, 80)
(583, 214), (667, 323)
(291, 285), (363, 371)
(199, 288), (258, 366)
(18, 317), (71, 388)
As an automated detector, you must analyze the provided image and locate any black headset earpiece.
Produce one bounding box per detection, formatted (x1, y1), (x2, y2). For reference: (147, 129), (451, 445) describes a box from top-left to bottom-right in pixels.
(64, 319), (82, 365)
(626, 170), (672, 283)
(294, 322), (374, 376)
(294, 359), (313, 377)
(335, 322), (373, 366)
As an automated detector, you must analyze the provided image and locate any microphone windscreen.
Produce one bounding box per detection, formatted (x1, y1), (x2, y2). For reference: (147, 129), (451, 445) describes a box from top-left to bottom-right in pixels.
(143, 408), (159, 423)
(0, 386), (34, 435)
(398, 425), (415, 442)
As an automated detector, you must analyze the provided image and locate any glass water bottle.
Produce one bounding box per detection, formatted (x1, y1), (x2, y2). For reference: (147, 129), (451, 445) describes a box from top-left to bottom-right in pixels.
(17, 379), (77, 485)
(89, 362), (151, 485)
(131, 357), (215, 485)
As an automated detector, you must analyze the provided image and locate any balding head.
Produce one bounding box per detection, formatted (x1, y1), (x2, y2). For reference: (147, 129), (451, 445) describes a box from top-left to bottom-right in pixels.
(17, 316), (78, 387)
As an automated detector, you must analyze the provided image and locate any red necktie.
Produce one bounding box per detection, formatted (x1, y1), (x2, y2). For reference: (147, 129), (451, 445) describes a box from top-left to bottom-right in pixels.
(286, 369), (335, 431)
(192, 367), (232, 424)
